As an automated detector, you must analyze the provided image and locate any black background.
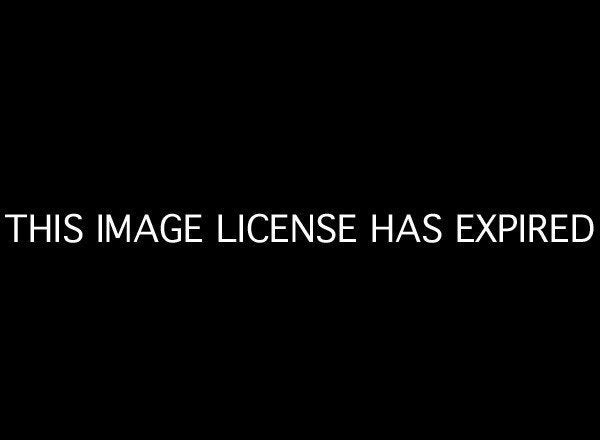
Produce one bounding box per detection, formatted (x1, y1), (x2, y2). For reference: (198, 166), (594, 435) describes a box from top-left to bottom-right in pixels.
(1, 6), (597, 434)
